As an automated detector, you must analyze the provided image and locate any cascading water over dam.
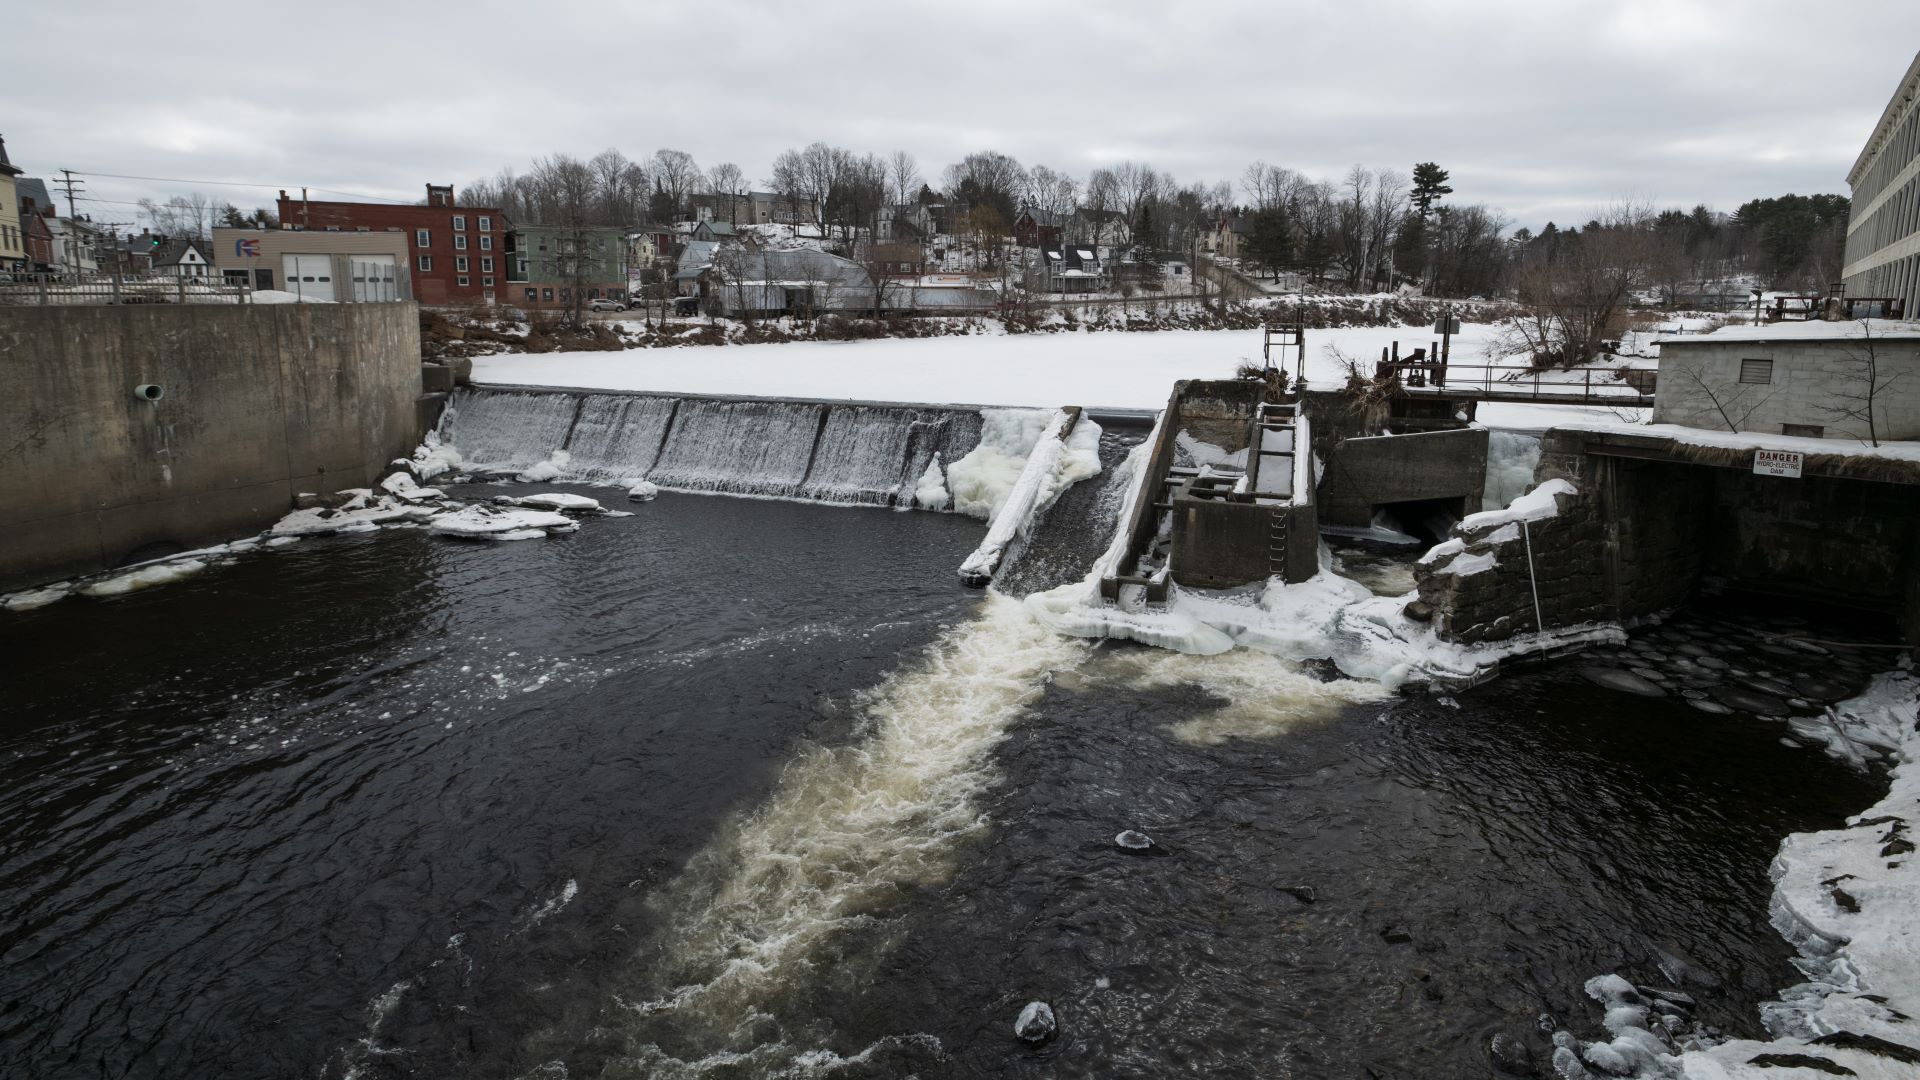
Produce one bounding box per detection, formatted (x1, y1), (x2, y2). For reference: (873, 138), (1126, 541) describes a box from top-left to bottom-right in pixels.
(441, 387), (987, 508)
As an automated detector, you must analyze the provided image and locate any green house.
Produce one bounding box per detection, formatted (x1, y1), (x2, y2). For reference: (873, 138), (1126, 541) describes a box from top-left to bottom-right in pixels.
(505, 223), (629, 307)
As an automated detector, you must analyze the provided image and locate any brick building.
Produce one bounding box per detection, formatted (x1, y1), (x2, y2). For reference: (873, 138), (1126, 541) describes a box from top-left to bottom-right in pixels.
(274, 183), (506, 306)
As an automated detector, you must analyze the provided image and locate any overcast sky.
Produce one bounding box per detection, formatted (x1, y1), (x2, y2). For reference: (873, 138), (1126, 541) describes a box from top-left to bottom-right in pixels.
(10, 0), (1918, 233)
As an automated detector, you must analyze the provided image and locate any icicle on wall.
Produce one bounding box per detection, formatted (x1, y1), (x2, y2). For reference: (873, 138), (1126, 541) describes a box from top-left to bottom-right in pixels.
(442, 388), (985, 509)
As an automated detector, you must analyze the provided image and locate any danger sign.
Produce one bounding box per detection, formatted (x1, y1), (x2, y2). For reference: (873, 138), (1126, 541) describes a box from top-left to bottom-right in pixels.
(1753, 449), (1803, 478)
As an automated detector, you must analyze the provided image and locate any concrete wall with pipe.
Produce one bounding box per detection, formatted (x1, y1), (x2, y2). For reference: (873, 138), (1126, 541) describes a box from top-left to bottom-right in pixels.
(0, 302), (424, 590)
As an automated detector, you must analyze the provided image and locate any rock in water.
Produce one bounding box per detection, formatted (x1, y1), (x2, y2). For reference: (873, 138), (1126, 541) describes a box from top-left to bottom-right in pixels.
(1114, 830), (1155, 853)
(1380, 926), (1414, 944)
(627, 480), (659, 502)
(1014, 1000), (1056, 1043)
(1489, 1032), (1534, 1075)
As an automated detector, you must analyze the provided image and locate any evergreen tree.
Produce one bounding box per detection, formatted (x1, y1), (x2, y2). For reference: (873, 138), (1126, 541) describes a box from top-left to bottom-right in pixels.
(1410, 162), (1453, 216)
(1244, 207), (1293, 279)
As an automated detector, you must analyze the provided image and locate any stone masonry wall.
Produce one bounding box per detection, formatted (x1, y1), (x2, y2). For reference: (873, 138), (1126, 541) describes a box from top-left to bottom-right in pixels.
(1413, 482), (1609, 645)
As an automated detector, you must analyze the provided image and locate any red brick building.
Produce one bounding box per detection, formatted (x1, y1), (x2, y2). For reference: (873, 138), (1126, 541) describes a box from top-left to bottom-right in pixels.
(274, 183), (507, 306)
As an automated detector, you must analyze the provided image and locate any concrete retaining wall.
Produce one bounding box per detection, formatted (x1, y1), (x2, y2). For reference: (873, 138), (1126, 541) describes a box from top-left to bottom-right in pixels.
(1318, 426), (1488, 528)
(0, 302), (423, 589)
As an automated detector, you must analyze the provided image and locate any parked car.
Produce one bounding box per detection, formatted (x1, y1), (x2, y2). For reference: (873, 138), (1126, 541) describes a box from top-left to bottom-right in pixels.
(587, 298), (627, 312)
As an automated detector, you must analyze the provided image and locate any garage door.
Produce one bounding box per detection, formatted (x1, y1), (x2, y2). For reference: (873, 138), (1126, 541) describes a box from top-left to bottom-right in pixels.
(350, 255), (398, 302)
(283, 254), (334, 302)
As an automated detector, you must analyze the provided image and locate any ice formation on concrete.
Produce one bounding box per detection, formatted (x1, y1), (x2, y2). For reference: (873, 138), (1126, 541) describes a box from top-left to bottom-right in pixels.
(958, 412), (1104, 584)
(515, 449), (572, 483)
(913, 453), (950, 511)
(1483, 430), (1544, 512)
(947, 408), (1053, 520)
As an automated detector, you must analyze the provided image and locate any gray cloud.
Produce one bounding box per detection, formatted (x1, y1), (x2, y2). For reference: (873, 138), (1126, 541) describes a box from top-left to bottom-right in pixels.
(10, 0), (1916, 230)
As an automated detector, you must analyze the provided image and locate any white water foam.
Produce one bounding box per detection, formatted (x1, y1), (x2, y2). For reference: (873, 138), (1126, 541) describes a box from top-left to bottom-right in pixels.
(620, 594), (1086, 1068)
(1086, 646), (1395, 746)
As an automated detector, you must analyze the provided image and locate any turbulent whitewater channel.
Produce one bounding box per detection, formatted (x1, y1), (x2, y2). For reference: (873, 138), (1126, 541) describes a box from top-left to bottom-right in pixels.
(0, 386), (1906, 1079)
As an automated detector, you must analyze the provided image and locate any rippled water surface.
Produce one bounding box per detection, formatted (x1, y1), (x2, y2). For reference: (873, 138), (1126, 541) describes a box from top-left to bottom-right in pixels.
(0, 487), (1888, 1079)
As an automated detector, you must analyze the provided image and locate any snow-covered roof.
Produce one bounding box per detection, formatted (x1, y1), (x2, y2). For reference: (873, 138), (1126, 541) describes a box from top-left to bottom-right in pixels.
(1659, 319), (1920, 345)
(1547, 421), (1920, 465)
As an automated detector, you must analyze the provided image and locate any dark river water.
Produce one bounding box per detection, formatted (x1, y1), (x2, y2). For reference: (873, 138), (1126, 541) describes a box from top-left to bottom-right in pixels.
(0, 487), (1888, 1079)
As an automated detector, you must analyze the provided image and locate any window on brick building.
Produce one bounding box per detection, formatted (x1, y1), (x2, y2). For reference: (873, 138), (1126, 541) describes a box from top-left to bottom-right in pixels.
(457, 276), (469, 287)
(456, 256), (469, 272)
(416, 229), (430, 247)
(480, 217), (492, 232)
(542, 288), (554, 301)
(525, 288), (537, 302)
(454, 234), (467, 251)
(418, 255), (432, 271)
(479, 236), (492, 251)
(481, 257), (493, 272)
(483, 277), (494, 287)
(453, 215), (466, 231)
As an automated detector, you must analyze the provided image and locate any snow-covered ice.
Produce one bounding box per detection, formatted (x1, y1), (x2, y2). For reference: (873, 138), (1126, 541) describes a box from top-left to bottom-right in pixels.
(427, 505), (580, 540)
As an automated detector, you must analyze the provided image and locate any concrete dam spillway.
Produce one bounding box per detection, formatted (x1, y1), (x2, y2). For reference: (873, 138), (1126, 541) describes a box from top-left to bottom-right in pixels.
(443, 386), (987, 507)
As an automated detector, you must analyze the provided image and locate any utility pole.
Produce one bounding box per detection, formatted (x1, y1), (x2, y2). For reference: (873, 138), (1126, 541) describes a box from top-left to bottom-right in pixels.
(54, 170), (85, 217)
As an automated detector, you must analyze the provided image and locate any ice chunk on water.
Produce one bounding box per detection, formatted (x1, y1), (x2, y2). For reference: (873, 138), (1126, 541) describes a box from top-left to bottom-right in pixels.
(4, 584), (72, 611)
(499, 492), (602, 512)
(79, 560), (208, 598)
(428, 506), (578, 540)
(627, 480), (659, 502)
(1579, 667), (1666, 697)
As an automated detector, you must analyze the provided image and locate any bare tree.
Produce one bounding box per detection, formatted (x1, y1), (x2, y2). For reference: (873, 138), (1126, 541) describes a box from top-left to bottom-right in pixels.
(770, 142), (852, 237)
(650, 148), (702, 220)
(888, 151), (921, 206)
(1820, 321), (1909, 446)
(139, 193), (214, 239)
(1497, 203), (1655, 368)
(943, 150), (1025, 222)
(708, 162), (746, 225)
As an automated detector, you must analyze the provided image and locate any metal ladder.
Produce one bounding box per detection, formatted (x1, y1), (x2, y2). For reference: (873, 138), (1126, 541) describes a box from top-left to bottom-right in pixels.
(1249, 401), (1298, 496)
(1267, 509), (1290, 576)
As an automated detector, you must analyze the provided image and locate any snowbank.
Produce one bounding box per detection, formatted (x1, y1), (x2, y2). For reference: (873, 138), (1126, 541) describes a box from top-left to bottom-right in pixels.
(1550, 421), (1920, 466)
(1675, 670), (1920, 1080)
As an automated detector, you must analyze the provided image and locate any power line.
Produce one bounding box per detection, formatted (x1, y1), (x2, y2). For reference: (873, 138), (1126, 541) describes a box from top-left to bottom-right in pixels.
(70, 170), (412, 203)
